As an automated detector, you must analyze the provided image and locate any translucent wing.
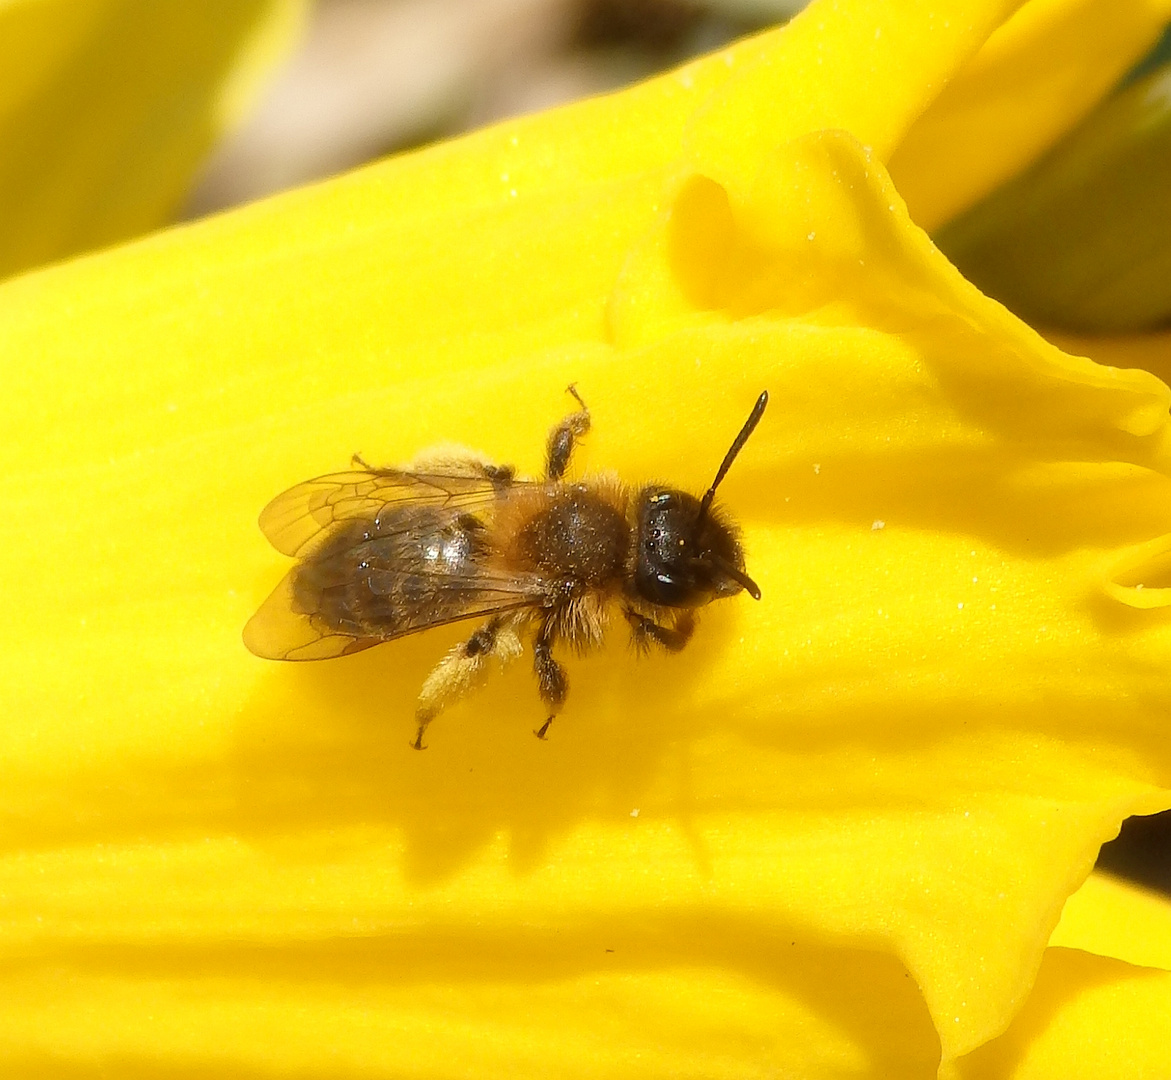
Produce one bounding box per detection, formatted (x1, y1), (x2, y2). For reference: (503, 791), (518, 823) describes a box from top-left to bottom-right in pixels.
(243, 564), (543, 661)
(243, 574), (385, 659)
(258, 467), (520, 558)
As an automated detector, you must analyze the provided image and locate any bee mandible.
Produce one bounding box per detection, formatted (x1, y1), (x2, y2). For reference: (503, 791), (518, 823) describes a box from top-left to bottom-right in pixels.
(244, 387), (768, 748)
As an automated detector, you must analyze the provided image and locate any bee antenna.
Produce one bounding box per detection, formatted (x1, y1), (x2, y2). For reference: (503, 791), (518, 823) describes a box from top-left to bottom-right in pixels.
(696, 554), (762, 600)
(697, 391), (769, 524)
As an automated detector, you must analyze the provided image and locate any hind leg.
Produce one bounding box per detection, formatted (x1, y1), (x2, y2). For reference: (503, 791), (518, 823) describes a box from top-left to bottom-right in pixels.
(353, 451), (515, 486)
(413, 616), (522, 749)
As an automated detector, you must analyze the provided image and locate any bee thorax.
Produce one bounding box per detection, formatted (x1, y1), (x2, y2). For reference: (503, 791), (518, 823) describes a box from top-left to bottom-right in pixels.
(514, 486), (629, 587)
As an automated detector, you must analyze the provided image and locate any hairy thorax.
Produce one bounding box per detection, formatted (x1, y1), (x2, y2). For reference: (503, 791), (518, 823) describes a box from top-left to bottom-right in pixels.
(507, 482), (630, 588)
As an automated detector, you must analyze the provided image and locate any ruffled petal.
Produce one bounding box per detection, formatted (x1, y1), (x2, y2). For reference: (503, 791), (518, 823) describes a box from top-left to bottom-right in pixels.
(954, 874), (1171, 1078)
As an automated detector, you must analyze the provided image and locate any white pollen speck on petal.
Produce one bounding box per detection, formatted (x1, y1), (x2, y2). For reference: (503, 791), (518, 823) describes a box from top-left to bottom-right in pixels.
(957, 602), (964, 610)
(813, 463), (821, 474)
(871, 520), (885, 530)
(630, 808), (640, 818)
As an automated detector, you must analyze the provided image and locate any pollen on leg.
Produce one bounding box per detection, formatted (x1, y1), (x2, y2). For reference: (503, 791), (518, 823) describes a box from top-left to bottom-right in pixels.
(494, 623), (523, 664)
(413, 615), (525, 745)
(414, 640), (491, 746)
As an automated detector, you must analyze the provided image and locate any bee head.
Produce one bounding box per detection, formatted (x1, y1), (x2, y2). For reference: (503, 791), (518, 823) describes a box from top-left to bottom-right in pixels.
(634, 489), (757, 606)
(632, 391), (768, 609)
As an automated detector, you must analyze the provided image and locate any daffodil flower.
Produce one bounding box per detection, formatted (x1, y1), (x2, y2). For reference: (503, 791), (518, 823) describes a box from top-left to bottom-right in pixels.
(3, 0), (1171, 1076)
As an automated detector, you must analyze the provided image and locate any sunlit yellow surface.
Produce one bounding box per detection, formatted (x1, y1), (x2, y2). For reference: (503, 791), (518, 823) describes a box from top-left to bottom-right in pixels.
(3, 0), (1171, 1076)
(954, 873), (1171, 1078)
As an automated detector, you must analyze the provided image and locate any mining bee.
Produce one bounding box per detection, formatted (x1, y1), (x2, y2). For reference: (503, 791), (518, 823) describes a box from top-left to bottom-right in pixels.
(244, 387), (767, 748)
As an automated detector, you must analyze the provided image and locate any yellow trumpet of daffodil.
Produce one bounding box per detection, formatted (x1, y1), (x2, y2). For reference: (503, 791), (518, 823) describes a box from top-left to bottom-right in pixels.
(3, 0), (1171, 1076)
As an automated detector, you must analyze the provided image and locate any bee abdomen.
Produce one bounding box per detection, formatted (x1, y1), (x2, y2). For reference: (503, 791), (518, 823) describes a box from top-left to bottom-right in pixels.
(293, 509), (490, 637)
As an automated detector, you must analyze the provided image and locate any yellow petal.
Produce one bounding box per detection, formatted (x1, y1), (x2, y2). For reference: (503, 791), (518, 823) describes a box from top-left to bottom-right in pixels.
(1048, 328), (1171, 386)
(890, 0), (1171, 231)
(1051, 871), (1171, 971)
(953, 874), (1171, 1078)
(1, 0), (1169, 1074)
(954, 949), (1171, 1078)
(683, 0), (1024, 188)
(605, 123), (1171, 1056)
(0, 0), (307, 280)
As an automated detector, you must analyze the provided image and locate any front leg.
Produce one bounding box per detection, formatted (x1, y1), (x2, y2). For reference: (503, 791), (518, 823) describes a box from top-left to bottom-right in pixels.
(624, 608), (696, 653)
(532, 621), (569, 739)
(545, 385), (590, 481)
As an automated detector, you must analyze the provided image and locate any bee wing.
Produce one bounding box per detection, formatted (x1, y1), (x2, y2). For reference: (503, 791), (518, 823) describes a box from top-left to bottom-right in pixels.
(243, 564), (543, 662)
(243, 571), (385, 660)
(257, 468), (519, 558)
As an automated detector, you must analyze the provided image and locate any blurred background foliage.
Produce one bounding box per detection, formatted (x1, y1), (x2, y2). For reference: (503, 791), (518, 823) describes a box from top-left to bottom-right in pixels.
(185, 0), (809, 215)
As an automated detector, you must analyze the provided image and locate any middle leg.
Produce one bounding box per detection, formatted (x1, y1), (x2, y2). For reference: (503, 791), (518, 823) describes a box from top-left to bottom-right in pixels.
(532, 619), (568, 739)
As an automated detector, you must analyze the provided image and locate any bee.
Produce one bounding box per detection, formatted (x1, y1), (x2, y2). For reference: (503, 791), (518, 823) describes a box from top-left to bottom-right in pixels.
(244, 387), (767, 748)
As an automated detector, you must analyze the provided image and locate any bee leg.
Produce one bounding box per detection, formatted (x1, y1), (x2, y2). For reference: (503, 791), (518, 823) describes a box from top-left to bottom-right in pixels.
(351, 451), (515, 487)
(532, 627), (568, 739)
(623, 608), (696, 653)
(413, 616), (522, 748)
(545, 385), (591, 481)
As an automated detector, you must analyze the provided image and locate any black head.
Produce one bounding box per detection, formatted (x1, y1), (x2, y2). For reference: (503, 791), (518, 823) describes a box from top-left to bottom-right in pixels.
(632, 392), (767, 608)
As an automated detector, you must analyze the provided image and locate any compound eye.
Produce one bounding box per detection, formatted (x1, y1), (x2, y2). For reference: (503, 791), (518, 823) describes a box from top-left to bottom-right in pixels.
(636, 566), (692, 606)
